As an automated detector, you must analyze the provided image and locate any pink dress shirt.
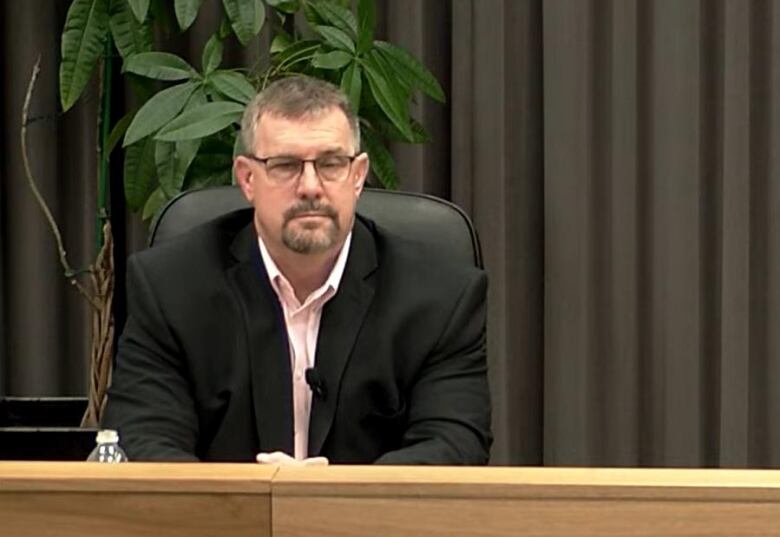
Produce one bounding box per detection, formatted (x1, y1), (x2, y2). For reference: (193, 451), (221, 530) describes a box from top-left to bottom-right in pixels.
(257, 233), (352, 460)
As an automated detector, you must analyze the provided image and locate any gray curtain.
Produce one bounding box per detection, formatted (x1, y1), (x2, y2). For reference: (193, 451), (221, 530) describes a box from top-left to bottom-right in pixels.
(1, 0), (96, 395)
(542, 0), (780, 468)
(2, 0), (779, 468)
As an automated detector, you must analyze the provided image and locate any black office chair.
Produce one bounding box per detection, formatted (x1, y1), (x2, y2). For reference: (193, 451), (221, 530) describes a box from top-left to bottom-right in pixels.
(149, 186), (483, 268)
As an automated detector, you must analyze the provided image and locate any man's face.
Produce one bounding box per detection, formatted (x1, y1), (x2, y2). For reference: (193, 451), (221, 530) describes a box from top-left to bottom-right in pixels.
(234, 107), (368, 257)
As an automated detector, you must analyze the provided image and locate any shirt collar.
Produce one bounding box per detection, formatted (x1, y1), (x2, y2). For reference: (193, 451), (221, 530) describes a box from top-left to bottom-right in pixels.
(257, 231), (352, 307)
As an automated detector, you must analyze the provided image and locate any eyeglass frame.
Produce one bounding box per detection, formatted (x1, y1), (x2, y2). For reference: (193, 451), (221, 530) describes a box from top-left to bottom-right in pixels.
(245, 153), (359, 184)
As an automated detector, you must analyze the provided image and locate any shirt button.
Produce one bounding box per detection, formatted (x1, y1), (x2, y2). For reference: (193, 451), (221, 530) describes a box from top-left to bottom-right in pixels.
(295, 371), (303, 380)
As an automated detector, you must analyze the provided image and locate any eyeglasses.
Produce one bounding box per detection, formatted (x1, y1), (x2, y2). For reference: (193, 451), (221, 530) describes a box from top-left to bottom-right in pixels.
(246, 154), (357, 184)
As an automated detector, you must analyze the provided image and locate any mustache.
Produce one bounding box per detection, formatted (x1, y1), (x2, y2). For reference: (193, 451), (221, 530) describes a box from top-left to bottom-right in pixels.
(283, 200), (338, 223)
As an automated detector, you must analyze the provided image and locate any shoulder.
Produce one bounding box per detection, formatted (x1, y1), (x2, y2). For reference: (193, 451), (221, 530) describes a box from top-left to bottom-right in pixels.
(356, 215), (486, 296)
(130, 208), (254, 275)
(352, 217), (486, 357)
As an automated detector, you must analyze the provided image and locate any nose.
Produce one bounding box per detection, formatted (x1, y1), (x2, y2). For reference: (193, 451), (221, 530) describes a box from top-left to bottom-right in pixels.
(295, 161), (323, 198)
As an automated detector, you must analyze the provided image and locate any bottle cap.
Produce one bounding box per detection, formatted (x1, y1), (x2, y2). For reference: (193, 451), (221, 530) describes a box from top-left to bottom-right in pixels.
(95, 429), (119, 444)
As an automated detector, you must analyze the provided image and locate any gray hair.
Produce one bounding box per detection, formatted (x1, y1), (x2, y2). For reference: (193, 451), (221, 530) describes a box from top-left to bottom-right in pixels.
(240, 75), (360, 154)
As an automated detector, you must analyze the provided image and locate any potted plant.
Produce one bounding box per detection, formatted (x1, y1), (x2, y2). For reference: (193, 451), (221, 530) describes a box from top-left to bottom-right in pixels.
(7, 0), (443, 459)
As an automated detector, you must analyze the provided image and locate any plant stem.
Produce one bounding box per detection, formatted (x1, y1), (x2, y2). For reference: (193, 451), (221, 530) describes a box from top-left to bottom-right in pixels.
(21, 56), (99, 310)
(97, 36), (113, 249)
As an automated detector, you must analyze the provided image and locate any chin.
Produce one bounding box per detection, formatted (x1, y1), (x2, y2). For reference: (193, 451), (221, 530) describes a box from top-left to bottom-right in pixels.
(283, 219), (340, 251)
(283, 230), (337, 255)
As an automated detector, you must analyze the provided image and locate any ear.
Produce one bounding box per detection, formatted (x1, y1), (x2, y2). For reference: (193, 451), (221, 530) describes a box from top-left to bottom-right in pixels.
(233, 156), (255, 203)
(352, 152), (369, 198)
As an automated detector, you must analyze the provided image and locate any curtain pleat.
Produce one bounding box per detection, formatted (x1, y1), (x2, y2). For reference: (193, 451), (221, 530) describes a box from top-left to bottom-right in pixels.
(542, 0), (780, 467)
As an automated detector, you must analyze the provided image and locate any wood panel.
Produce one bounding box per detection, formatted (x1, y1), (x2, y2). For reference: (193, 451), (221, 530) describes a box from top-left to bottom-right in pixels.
(273, 496), (780, 537)
(0, 462), (275, 492)
(6, 463), (780, 536)
(1, 491), (268, 537)
(0, 462), (274, 537)
(272, 466), (780, 537)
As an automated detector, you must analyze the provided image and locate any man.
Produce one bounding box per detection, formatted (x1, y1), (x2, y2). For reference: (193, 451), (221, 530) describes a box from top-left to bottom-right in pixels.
(103, 76), (491, 464)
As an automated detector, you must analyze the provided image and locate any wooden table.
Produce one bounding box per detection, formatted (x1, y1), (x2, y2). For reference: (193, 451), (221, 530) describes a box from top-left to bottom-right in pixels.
(0, 462), (274, 537)
(272, 466), (780, 536)
(3, 463), (780, 536)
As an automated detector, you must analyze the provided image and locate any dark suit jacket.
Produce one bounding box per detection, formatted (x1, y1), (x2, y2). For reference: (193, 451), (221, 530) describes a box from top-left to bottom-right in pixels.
(103, 208), (492, 464)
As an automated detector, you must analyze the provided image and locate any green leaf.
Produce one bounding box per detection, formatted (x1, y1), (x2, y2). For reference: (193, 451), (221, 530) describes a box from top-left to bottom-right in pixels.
(185, 136), (235, 189)
(375, 41), (445, 103)
(154, 141), (177, 196)
(406, 118), (430, 144)
(270, 31), (293, 54)
(313, 25), (355, 53)
(142, 187), (168, 221)
(175, 0), (204, 30)
(186, 168), (233, 190)
(191, 132), (235, 159)
(123, 82), (199, 146)
(222, 0), (265, 46)
(254, 0), (267, 32)
(273, 39), (321, 70)
(361, 126), (398, 189)
(362, 52), (413, 140)
(302, 1), (325, 26)
(156, 138), (201, 197)
(309, 1), (356, 38)
(368, 113), (429, 144)
(187, 86), (210, 108)
(202, 34), (223, 74)
(106, 110), (135, 155)
(153, 87), (206, 196)
(127, 0), (150, 22)
(312, 50), (352, 70)
(124, 137), (158, 211)
(109, 0), (153, 60)
(340, 62), (362, 111)
(356, 0), (374, 53)
(371, 44), (411, 97)
(209, 70), (257, 104)
(155, 102), (245, 141)
(204, 82), (222, 102)
(266, 0), (299, 14)
(124, 52), (197, 81)
(218, 16), (232, 39)
(59, 0), (110, 111)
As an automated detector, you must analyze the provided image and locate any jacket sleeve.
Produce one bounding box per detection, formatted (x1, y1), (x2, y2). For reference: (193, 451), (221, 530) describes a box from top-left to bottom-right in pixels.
(102, 254), (199, 461)
(374, 271), (492, 465)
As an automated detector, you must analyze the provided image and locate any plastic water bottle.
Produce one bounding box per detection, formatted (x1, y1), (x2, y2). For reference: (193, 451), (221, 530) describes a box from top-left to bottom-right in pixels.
(87, 429), (129, 463)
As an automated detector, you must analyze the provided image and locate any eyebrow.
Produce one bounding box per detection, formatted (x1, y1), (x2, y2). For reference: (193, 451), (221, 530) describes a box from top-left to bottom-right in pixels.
(267, 148), (350, 159)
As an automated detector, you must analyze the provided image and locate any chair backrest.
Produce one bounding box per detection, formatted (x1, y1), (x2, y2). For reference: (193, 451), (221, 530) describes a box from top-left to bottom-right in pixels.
(149, 186), (482, 268)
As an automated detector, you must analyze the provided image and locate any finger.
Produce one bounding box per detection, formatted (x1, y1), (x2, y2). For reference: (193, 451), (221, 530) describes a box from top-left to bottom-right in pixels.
(256, 451), (291, 464)
(268, 451), (297, 463)
(302, 457), (329, 466)
(256, 451), (304, 465)
(256, 453), (273, 464)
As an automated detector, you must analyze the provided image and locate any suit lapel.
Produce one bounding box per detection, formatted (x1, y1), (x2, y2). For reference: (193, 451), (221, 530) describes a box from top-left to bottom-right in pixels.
(225, 223), (294, 455)
(308, 219), (377, 456)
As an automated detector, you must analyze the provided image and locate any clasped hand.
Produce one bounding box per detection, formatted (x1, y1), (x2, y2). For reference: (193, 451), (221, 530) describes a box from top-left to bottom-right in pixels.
(255, 451), (329, 466)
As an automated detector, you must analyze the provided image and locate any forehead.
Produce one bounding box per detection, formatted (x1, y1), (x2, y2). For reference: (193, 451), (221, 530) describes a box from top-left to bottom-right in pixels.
(255, 108), (353, 154)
